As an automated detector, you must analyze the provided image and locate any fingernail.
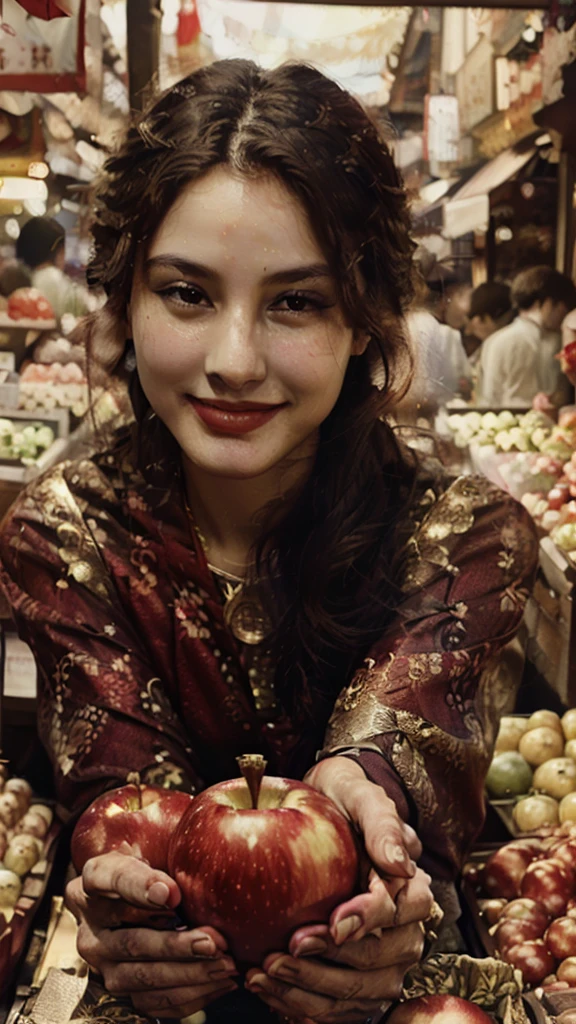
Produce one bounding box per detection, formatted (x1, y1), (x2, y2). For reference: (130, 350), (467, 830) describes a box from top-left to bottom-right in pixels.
(147, 881), (170, 906)
(384, 843), (408, 866)
(384, 844), (415, 874)
(192, 935), (216, 957)
(209, 957), (238, 978)
(268, 959), (298, 980)
(333, 914), (362, 945)
(294, 937), (328, 958)
(247, 972), (267, 993)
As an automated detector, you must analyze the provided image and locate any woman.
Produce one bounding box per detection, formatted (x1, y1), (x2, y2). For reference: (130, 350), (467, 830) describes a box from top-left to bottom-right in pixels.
(0, 60), (537, 1023)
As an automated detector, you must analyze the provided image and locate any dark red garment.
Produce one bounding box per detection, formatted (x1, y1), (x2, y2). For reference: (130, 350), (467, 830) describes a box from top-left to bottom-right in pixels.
(14, 0), (70, 18)
(0, 446), (537, 885)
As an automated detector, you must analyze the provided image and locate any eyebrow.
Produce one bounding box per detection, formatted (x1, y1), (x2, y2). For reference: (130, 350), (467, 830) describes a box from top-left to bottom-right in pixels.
(144, 255), (332, 285)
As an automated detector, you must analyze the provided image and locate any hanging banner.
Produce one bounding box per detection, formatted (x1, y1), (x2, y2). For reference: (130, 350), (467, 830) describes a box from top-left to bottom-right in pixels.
(11, 1), (71, 18)
(0, 0), (85, 92)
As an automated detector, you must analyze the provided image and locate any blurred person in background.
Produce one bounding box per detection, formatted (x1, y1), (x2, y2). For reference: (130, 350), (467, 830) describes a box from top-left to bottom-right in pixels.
(476, 265), (576, 408)
(0, 259), (32, 298)
(16, 215), (90, 321)
(465, 282), (513, 362)
(400, 263), (471, 421)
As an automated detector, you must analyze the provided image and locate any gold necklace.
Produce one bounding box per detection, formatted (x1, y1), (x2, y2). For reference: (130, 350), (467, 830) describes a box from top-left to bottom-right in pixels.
(183, 495), (272, 646)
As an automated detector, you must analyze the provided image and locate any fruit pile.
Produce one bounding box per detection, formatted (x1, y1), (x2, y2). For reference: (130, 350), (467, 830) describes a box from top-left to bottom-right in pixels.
(19, 361), (88, 416)
(486, 710), (576, 831)
(446, 409), (558, 454)
(3, 288), (54, 323)
(468, 826), (576, 989)
(0, 418), (55, 466)
(0, 767), (53, 920)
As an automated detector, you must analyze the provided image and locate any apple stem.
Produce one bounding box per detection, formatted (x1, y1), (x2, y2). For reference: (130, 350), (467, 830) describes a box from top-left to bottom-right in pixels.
(237, 754), (267, 809)
(126, 771), (142, 808)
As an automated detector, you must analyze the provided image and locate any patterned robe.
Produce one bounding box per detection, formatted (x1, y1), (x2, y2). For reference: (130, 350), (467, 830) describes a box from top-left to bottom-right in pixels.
(0, 443), (538, 887)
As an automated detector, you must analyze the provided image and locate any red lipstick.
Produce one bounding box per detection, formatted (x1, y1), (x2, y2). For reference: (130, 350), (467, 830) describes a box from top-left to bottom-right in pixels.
(187, 397), (285, 435)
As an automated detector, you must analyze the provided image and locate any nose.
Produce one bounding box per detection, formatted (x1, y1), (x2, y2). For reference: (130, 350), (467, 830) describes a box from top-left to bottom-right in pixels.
(204, 308), (266, 391)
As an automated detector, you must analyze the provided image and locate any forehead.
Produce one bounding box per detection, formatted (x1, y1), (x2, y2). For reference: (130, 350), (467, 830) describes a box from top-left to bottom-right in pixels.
(146, 165), (323, 264)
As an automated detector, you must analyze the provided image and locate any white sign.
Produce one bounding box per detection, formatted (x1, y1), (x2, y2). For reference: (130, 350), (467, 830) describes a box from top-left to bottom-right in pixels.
(426, 94), (460, 164)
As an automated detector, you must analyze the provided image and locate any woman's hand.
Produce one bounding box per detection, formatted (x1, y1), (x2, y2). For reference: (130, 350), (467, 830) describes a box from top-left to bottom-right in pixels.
(65, 851), (238, 1019)
(243, 757), (435, 1022)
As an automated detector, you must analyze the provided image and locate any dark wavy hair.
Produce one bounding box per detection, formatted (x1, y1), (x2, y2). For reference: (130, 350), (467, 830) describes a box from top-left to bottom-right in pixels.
(85, 58), (418, 711)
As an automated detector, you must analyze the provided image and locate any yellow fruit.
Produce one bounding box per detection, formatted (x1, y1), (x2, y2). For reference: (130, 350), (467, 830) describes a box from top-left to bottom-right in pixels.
(513, 794), (559, 831)
(519, 726), (565, 766)
(533, 757), (576, 799)
(566, 739), (576, 760)
(526, 710), (563, 734)
(494, 716), (529, 753)
(560, 792), (576, 823)
(563, 709), (576, 741)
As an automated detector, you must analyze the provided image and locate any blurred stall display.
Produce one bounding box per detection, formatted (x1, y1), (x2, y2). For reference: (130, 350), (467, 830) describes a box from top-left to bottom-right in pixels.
(196, 0), (410, 106)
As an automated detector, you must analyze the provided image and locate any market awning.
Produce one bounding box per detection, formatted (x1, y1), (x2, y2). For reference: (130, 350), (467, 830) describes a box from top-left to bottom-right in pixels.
(442, 143), (539, 239)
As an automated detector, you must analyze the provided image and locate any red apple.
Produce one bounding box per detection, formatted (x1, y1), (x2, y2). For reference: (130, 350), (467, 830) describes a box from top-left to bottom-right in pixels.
(558, 957), (576, 985)
(71, 783), (194, 873)
(521, 859), (573, 917)
(504, 938), (557, 986)
(482, 844), (537, 899)
(385, 994), (493, 1023)
(168, 757), (359, 964)
(547, 918), (576, 960)
(548, 841), (576, 872)
(495, 916), (548, 953)
(567, 898), (576, 918)
(499, 897), (551, 932)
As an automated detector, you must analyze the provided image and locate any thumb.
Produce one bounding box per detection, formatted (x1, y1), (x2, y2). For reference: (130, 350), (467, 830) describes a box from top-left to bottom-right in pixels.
(353, 784), (416, 878)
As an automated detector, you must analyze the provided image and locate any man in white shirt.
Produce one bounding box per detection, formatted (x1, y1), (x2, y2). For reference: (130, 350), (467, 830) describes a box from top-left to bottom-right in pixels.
(477, 266), (576, 408)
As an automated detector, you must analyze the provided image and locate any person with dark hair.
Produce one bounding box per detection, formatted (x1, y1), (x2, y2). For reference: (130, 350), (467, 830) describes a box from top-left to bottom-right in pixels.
(0, 61), (537, 1023)
(0, 259), (32, 297)
(466, 282), (512, 349)
(16, 215), (89, 320)
(477, 265), (576, 407)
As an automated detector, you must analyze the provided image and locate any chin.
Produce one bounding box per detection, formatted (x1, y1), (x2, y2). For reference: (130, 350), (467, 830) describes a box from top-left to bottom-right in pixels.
(180, 431), (314, 482)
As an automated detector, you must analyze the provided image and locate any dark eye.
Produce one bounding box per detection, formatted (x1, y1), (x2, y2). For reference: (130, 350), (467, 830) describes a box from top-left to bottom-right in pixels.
(284, 293), (311, 312)
(273, 291), (326, 314)
(160, 284), (208, 306)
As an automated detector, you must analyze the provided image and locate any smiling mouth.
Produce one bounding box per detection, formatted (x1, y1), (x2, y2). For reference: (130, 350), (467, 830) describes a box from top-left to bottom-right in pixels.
(185, 395), (287, 435)
(191, 397), (286, 412)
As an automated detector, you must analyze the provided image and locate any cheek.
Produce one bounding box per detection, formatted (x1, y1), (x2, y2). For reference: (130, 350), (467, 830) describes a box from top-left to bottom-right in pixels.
(275, 325), (352, 396)
(133, 309), (201, 381)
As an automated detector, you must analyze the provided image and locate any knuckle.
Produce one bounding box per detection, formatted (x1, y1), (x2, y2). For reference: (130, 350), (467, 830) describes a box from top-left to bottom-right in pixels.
(132, 963), (153, 988)
(340, 978), (365, 1002)
(64, 877), (83, 916)
(102, 968), (127, 996)
(360, 937), (383, 971)
(76, 923), (99, 965)
(122, 930), (145, 960)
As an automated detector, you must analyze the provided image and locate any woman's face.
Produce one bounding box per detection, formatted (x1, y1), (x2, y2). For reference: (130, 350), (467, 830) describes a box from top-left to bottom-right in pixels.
(129, 166), (363, 481)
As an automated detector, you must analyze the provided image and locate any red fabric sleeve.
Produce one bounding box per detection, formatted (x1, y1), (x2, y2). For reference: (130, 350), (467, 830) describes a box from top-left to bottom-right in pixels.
(0, 468), (199, 821)
(320, 476), (539, 881)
